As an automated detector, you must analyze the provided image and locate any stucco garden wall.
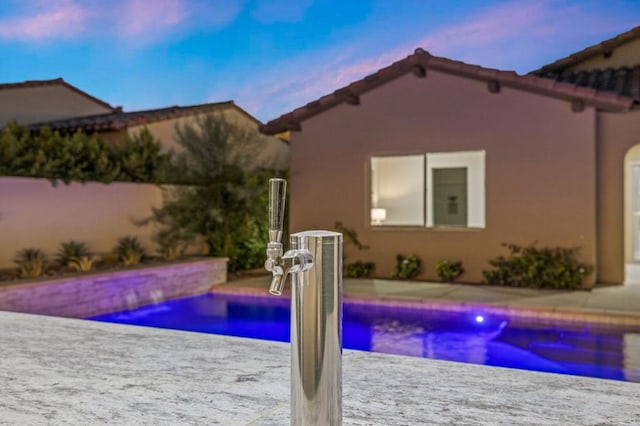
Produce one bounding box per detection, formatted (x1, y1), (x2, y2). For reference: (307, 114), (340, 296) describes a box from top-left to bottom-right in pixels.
(0, 177), (163, 269)
(0, 257), (227, 318)
(289, 71), (598, 286)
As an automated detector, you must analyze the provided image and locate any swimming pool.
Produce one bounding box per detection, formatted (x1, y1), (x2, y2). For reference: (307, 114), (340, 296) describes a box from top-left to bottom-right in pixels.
(89, 292), (640, 383)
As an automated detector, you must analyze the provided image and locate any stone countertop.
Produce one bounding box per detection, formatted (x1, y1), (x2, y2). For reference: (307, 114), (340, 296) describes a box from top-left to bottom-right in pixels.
(1, 310), (639, 426)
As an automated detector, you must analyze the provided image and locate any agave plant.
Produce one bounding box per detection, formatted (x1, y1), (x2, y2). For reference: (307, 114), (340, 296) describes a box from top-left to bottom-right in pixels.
(56, 241), (90, 267)
(113, 236), (146, 266)
(14, 248), (48, 278)
(68, 255), (101, 272)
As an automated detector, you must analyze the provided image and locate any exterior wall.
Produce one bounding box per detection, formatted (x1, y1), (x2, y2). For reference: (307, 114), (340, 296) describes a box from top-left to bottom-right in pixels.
(289, 71), (597, 285)
(597, 110), (640, 284)
(0, 85), (112, 126)
(624, 144), (640, 264)
(566, 38), (640, 72)
(98, 129), (129, 145)
(0, 177), (164, 269)
(0, 257), (227, 318)
(128, 109), (290, 170)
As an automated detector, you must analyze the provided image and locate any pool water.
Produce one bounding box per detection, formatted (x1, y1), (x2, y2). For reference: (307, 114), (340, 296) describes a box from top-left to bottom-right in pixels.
(89, 293), (640, 383)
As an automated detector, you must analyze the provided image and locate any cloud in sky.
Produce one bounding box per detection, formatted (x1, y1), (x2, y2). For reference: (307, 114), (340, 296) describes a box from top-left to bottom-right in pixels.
(115, 0), (188, 38)
(0, 0), (89, 41)
(0, 0), (243, 44)
(220, 0), (637, 121)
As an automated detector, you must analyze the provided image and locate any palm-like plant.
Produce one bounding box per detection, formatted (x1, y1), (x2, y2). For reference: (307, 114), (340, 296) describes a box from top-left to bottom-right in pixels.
(56, 241), (91, 267)
(14, 248), (48, 278)
(113, 236), (146, 266)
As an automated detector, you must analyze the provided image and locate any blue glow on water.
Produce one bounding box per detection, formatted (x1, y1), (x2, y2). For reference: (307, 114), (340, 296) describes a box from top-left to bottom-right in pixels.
(89, 293), (640, 383)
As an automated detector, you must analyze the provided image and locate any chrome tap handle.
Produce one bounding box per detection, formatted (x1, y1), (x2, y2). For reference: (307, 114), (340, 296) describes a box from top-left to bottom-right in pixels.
(269, 178), (286, 244)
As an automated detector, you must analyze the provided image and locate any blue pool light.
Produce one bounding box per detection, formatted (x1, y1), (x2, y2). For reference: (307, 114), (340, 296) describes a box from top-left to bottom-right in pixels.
(475, 315), (484, 323)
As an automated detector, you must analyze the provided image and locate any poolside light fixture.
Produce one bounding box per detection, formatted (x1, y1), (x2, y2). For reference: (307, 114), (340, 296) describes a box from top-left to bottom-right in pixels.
(371, 208), (387, 225)
(475, 315), (484, 323)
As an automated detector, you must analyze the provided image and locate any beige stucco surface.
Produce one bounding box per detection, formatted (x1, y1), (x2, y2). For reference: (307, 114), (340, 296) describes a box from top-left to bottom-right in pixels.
(128, 108), (289, 170)
(598, 110), (640, 284)
(0, 177), (163, 269)
(289, 71), (597, 286)
(566, 37), (640, 72)
(0, 85), (112, 126)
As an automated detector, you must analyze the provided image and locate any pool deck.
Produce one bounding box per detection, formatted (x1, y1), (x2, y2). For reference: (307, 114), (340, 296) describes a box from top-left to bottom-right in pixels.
(2, 310), (639, 425)
(218, 275), (640, 326)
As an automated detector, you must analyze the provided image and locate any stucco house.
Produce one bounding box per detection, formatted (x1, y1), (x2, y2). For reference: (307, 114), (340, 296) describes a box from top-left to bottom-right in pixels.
(29, 101), (289, 171)
(1, 78), (289, 170)
(261, 27), (640, 287)
(0, 78), (115, 126)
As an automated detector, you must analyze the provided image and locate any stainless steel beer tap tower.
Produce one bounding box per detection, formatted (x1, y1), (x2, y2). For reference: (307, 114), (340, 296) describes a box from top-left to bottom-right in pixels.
(264, 178), (343, 425)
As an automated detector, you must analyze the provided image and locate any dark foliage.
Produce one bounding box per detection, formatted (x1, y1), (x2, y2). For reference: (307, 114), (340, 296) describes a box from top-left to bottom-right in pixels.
(0, 121), (171, 184)
(142, 114), (285, 272)
(482, 243), (593, 289)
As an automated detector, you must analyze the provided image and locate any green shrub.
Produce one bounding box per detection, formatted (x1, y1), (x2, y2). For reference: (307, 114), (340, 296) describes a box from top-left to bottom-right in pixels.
(113, 236), (146, 266)
(345, 261), (376, 278)
(482, 243), (593, 289)
(14, 248), (48, 278)
(391, 254), (421, 280)
(56, 241), (91, 267)
(435, 260), (464, 282)
(0, 121), (171, 184)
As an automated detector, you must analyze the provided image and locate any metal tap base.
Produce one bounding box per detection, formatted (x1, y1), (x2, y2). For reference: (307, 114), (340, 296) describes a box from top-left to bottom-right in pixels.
(289, 230), (342, 426)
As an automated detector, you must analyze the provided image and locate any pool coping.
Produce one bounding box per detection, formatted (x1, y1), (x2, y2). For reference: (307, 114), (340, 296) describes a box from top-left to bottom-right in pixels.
(210, 284), (640, 327)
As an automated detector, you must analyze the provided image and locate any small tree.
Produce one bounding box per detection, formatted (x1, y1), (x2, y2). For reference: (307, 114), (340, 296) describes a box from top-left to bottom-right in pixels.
(143, 114), (284, 272)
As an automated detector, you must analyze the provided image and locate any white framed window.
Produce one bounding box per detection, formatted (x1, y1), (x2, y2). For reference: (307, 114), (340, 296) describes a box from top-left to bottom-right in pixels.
(370, 155), (424, 226)
(370, 151), (485, 228)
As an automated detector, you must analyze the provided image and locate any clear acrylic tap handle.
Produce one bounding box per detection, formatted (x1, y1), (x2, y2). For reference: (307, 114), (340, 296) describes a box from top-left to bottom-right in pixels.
(269, 178), (286, 243)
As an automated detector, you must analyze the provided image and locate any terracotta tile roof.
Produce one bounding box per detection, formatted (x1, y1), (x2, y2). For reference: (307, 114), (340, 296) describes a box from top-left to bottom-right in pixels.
(536, 66), (640, 102)
(260, 49), (635, 135)
(531, 26), (640, 74)
(0, 78), (115, 111)
(28, 101), (259, 133)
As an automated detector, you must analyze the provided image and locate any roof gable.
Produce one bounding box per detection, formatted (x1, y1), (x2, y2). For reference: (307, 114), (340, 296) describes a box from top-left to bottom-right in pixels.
(261, 49), (635, 135)
(531, 26), (640, 74)
(0, 78), (115, 112)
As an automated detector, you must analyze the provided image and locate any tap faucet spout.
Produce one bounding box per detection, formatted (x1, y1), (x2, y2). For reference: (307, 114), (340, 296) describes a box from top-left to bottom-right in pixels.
(267, 249), (313, 296)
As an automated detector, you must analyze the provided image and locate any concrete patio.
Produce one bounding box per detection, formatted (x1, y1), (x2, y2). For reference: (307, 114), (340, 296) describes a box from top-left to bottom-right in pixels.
(219, 275), (640, 325)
